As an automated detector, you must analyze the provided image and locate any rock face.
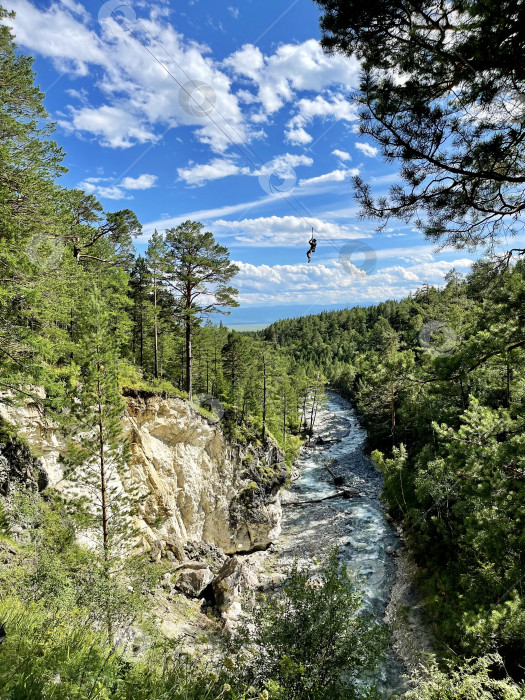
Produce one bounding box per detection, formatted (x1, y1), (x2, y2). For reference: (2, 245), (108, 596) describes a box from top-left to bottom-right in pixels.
(0, 435), (48, 496)
(0, 391), (286, 556)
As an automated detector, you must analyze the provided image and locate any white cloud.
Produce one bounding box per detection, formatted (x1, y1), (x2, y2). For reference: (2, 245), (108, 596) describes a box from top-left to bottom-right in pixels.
(58, 104), (157, 149)
(371, 172), (400, 184)
(224, 39), (360, 116)
(258, 153), (314, 179)
(9, 0), (251, 152)
(228, 6), (239, 19)
(285, 94), (358, 145)
(176, 152), (313, 186)
(355, 142), (379, 158)
(213, 215), (365, 247)
(7, 0), (107, 76)
(286, 127), (313, 145)
(332, 149), (352, 162)
(120, 174), (158, 190)
(77, 172), (157, 199)
(9, 2), (363, 160)
(298, 168), (359, 188)
(79, 178), (132, 200)
(232, 257), (473, 306)
(177, 158), (250, 186)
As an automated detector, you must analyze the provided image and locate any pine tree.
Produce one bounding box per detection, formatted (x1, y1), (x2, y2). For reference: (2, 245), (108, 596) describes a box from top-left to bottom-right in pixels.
(315, 0), (525, 260)
(0, 6), (67, 394)
(63, 286), (133, 560)
(146, 230), (167, 380)
(163, 221), (238, 400)
(129, 256), (151, 370)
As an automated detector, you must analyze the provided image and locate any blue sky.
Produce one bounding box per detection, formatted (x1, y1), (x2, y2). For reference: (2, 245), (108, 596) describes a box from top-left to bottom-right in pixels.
(7, 0), (479, 327)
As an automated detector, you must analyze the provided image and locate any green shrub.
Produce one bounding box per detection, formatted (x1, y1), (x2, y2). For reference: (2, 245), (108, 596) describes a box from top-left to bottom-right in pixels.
(230, 549), (387, 699)
(0, 597), (233, 700)
(402, 654), (524, 699)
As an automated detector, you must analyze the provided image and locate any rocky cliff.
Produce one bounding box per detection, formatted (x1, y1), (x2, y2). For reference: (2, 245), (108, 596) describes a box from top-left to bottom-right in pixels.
(0, 391), (287, 557)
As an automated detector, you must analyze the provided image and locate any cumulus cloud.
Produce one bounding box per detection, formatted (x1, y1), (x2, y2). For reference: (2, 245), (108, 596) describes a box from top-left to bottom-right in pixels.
(355, 142), (379, 158)
(8, 0), (251, 152)
(9, 4), (362, 155)
(332, 149), (352, 162)
(285, 94), (358, 145)
(176, 152), (313, 187)
(77, 173), (157, 200)
(120, 174), (158, 190)
(213, 215), (366, 247)
(286, 127), (313, 145)
(232, 257), (473, 306)
(225, 40), (360, 116)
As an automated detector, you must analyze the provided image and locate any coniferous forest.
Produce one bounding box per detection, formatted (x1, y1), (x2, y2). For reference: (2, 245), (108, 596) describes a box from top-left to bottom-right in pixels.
(1, 0), (525, 698)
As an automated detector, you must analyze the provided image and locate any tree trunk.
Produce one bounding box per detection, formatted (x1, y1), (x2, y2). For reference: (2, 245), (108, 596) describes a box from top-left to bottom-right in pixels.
(96, 368), (109, 559)
(391, 384), (396, 447)
(299, 393), (307, 433)
(262, 354), (267, 444)
(506, 351), (512, 407)
(240, 393), (247, 425)
(153, 268), (159, 379)
(186, 316), (192, 400)
(283, 392), (287, 446)
(139, 308), (144, 369)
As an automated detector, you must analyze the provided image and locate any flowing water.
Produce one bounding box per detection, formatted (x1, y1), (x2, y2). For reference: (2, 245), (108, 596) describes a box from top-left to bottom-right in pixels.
(263, 392), (409, 697)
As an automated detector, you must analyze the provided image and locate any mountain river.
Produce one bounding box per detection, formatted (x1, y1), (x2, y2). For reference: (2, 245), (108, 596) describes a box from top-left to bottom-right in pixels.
(256, 391), (415, 697)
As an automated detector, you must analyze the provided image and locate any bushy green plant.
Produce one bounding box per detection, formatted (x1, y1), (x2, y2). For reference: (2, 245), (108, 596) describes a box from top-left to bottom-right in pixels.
(230, 549), (387, 699)
(0, 596), (238, 700)
(402, 655), (524, 699)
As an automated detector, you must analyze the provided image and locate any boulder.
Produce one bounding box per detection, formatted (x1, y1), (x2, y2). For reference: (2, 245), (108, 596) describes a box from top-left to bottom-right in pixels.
(211, 556), (258, 611)
(175, 566), (214, 597)
(149, 539), (163, 562)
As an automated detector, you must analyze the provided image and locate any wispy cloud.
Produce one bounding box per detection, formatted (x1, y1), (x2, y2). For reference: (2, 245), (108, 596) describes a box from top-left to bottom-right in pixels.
(355, 142), (379, 158)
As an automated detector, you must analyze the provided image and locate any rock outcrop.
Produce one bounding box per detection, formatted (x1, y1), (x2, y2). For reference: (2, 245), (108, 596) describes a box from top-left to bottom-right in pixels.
(0, 434), (47, 496)
(0, 391), (287, 556)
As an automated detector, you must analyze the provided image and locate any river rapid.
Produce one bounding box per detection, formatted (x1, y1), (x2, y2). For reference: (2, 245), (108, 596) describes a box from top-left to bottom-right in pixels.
(257, 392), (411, 697)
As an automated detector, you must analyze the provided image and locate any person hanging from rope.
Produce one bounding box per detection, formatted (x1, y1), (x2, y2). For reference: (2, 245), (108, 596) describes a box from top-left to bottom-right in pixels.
(306, 229), (317, 263)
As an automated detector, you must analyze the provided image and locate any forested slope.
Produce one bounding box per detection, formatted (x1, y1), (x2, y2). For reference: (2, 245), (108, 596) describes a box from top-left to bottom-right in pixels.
(260, 263), (525, 677)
